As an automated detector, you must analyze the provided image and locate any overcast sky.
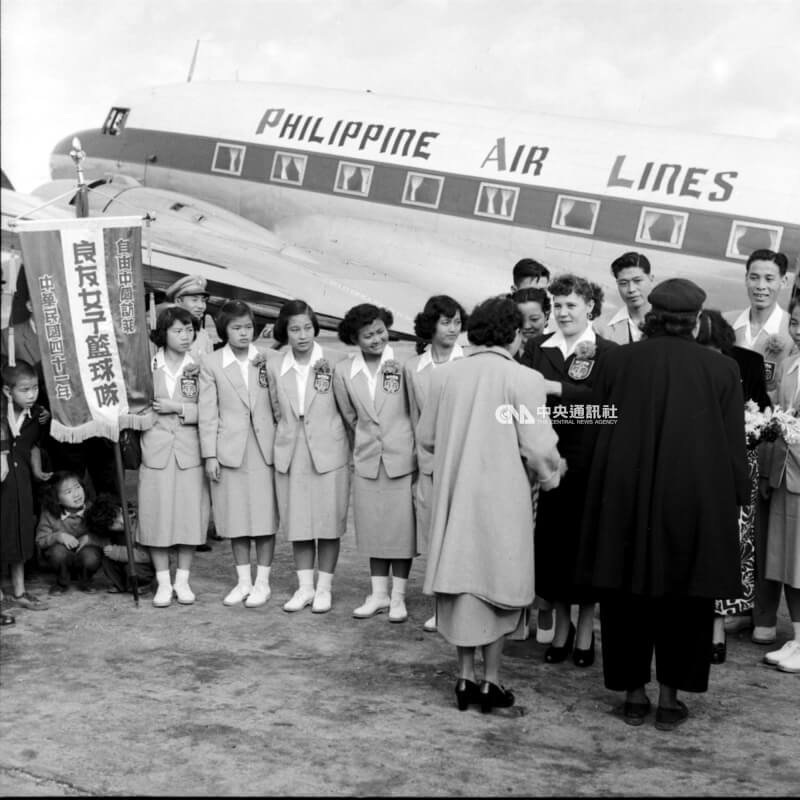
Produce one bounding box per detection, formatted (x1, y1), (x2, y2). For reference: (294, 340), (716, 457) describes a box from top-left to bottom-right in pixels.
(2, 0), (798, 194)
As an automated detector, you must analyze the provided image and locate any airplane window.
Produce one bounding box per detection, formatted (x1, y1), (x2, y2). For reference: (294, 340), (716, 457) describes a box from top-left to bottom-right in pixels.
(402, 173), (443, 209)
(211, 143), (246, 177)
(102, 107), (129, 136)
(635, 207), (688, 249)
(474, 183), (519, 221)
(551, 195), (600, 234)
(726, 221), (783, 260)
(334, 162), (373, 197)
(271, 152), (307, 185)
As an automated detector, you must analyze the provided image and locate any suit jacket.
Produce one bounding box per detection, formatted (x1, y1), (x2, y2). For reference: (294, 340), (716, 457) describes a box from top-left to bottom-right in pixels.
(268, 346), (350, 474)
(766, 354), (800, 493)
(198, 346), (275, 467)
(141, 355), (202, 470)
(332, 351), (416, 479)
(728, 346), (771, 411)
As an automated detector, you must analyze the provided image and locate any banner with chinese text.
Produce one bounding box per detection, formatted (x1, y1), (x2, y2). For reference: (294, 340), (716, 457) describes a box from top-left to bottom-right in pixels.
(16, 216), (153, 442)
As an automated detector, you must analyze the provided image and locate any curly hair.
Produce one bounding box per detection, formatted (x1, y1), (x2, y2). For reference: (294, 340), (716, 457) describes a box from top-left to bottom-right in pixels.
(641, 308), (699, 339)
(84, 493), (123, 538)
(549, 273), (604, 319)
(413, 295), (467, 354)
(149, 306), (196, 349)
(215, 300), (255, 343)
(467, 296), (522, 347)
(272, 300), (320, 345)
(746, 249), (789, 276)
(40, 471), (85, 518)
(610, 251), (652, 278)
(696, 309), (736, 354)
(337, 304), (393, 345)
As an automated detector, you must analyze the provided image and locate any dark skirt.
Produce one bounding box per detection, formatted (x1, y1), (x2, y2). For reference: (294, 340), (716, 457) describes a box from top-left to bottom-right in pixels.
(535, 469), (595, 604)
(0, 427), (39, 565)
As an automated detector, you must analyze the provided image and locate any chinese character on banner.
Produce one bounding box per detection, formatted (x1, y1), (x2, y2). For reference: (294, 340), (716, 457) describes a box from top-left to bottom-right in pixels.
(15, 216), (153, 442)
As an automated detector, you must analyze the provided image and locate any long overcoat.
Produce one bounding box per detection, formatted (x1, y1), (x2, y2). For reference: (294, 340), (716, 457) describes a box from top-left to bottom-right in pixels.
(575, 335), (749, 599)
(419, 347), (562, 609)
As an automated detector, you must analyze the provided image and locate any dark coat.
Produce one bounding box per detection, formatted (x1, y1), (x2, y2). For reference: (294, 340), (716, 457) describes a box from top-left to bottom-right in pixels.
(729, 345), (771, 411)
(575, 335), (749, 599)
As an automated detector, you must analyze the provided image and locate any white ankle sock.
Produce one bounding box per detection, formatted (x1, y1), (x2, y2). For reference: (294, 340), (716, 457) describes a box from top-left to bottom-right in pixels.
(236, 564), (253, 587)
(316, 571), (334, 592)
(370, 575), (389, 598)
(297, 569), (314, 590)
(391, 576), (408, 599)
(156, 570), (171, 588)
(255, 565), (271, 586)
(174, 568), (190, 587)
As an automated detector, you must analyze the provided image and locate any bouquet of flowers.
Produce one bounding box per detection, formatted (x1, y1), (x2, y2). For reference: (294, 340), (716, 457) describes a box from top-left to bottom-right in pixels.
(746, 400), (800, 448)
(574, 342), (597, 360)
(744, 400), (773, 448)
(766, 405), (800, 445)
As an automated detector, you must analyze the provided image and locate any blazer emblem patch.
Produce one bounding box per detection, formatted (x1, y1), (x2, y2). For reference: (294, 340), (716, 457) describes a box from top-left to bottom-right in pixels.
(567, 359), (594, 381)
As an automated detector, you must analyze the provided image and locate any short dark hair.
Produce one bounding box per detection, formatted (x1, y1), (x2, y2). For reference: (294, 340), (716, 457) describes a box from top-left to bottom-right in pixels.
(745, 249), (789, 276)
(511, 287), (551, 316)
(84, 493), (122, 538)
(215, 300), (255, 343)
(272, 300), (320, 345)
(789, 295), (799, 316)
(467, 296), (522, 347)
(611, 251), (652, 277)
(696, 309), (736, 354)
(40, 471), (85, 518)
(413, 295), (468, 354)
(1, 359), (37, 389)
(641, 308), (699, 339)
(549, 273), (604, 319)
(337, 304), (393, 346)
(512, 258), (549, 287)
(149, 306), (196, 349)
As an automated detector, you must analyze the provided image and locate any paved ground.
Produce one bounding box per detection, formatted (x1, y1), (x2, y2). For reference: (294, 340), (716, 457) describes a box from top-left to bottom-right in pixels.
(1, 491), (799, 798)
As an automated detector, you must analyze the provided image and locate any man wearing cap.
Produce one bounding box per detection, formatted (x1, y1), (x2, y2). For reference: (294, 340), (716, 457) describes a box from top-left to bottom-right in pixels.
(576, 278), (749, 732)
(165, 275), (215, 360)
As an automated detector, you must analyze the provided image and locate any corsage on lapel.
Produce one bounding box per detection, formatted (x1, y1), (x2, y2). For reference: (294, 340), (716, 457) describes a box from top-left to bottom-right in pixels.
(312, 358), (332, 393)
(251, 352), (268, 388)
(762, 335), (787, 383)
(180, 362), (200, 398)
(381, 359), (402, 394)
(568, 341), (596, 381)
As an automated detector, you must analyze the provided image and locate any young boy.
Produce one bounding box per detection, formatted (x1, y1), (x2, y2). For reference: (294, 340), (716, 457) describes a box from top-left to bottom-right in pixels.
(1, 360), (52, 610)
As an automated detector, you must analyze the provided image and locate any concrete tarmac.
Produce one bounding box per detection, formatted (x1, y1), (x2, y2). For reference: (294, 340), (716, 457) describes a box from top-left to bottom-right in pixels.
(1, 493), (799, 798)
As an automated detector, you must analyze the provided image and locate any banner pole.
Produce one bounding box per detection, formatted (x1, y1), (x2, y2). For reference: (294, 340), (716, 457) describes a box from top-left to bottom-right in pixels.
(112, 440), (140, 607)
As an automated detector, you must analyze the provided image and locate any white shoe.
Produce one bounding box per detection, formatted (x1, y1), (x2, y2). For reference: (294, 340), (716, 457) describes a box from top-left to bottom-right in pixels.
(311, 589), (332, 614)
(752, 625), (777, 645)
(776, 643), (800, 673)
(223, 583), (252, 606)
(388, 595), (408, 623)
(353, 594), (390, 618)
(152, 582), (173, 608)
(173, 582), (195, 605)
(764, 639), (800, 666)
(283, 587), (315, 612)
(244, 581), (271, 608)
(423, 614), (437, 632)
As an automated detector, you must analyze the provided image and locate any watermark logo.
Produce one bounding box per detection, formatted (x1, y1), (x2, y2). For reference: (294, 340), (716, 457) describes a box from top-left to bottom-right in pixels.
(495, 404), (618, 424)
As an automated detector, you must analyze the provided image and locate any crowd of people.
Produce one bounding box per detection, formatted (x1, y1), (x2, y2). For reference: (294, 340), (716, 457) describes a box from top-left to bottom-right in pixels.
(1, 247), (798, 731)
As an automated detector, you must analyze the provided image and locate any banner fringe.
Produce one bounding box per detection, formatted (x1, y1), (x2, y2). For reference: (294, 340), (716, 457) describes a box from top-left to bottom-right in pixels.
(49, 412), (153, 444)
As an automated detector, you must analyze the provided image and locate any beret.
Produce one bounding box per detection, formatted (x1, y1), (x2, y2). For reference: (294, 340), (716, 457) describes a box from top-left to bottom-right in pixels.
(165, 274), (209, 301)
(648, 278), (706, 313)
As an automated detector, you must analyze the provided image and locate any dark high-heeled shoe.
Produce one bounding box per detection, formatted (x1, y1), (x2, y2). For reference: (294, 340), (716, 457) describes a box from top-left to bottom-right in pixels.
(478, 680), (515, 713)
(454, 678), (481, 711)
(572, 632), (596, 667)
(544, 622), (575, 663)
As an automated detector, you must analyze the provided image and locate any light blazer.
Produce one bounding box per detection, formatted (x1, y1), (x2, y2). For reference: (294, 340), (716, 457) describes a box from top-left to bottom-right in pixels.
(268, 347), (350, 474)
(766, 354), (800, 493)
(141, 359), (202, 470)
(198, 347), (275, 467)
(333, 353), (416, 480)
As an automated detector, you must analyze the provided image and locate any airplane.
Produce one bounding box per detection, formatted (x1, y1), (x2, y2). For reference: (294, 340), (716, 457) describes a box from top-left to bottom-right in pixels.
(36, 81), (800, 332)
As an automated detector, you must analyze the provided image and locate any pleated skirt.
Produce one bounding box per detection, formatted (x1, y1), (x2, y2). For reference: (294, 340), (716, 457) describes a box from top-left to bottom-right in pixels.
(275, 426), (350, 542)
(436, 593), (523, 647)
(210, 428), (278, 539)
(353, 463), (416, 558)
(765, 483), (800, 589)
(137, 459), (210, 547)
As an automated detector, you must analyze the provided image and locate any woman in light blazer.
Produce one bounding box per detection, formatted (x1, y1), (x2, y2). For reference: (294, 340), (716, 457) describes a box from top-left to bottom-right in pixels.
(138, 306), (210, 608)
(404, 294), (467, 633)
(198, 300), (278, 608)
(333, 304), (417, 623)
(268, 300), (351, 614)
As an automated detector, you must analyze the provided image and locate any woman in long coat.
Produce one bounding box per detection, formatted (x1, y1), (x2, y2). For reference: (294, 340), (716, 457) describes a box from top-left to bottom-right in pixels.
(418, 296), (564, 713)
